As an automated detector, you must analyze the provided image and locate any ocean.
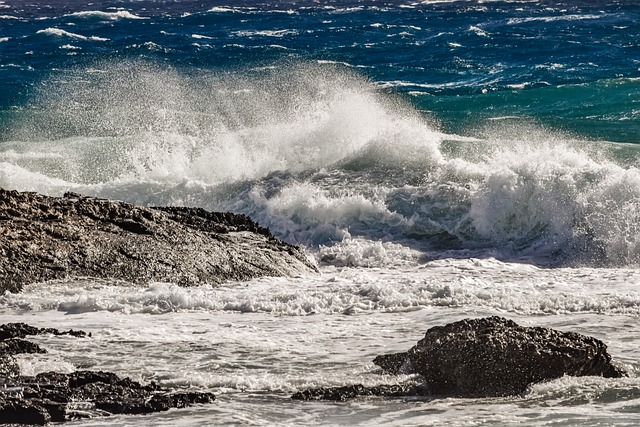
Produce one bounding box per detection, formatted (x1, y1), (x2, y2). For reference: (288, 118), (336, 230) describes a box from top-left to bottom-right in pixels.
(1, 0), (640, 425)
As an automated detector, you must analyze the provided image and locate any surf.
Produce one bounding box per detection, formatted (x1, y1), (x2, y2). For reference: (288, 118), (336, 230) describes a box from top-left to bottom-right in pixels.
(2, 60), (640, 267)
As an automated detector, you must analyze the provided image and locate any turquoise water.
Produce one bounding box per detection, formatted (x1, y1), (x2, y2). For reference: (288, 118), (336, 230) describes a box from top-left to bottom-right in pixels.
(1, 0), (639, 141)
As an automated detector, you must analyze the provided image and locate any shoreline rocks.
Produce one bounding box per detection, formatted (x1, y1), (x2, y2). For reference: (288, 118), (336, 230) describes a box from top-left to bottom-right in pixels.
(293, 316), (627, 401)
(0, 323), (215, 425)
(291, 382), (429, 402)
(0, 189), (317, 293)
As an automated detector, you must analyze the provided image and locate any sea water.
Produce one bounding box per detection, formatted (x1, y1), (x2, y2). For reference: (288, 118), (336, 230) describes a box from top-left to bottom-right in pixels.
(1, 0), (640, 425)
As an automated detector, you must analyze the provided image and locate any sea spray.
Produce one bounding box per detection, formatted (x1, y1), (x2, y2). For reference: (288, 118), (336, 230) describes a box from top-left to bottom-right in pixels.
(2, 2), (640, 425)
(2, 60), (640, 265)
(3, 60), (439, 185)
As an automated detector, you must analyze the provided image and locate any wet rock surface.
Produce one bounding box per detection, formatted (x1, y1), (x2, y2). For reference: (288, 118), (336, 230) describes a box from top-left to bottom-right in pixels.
(293, 316), (626, 401)
(0, 189), (317, 293)
(291, 382), (429, 402)
(0, 323), (215, 425)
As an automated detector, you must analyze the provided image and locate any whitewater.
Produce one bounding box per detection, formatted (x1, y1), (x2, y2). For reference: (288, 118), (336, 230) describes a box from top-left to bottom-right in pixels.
(1, 0), (640, 425)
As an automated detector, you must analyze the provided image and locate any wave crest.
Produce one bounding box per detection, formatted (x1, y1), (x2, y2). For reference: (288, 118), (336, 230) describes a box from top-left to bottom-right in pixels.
(65, 10), (147, 20)
(2, 61), (640, 266)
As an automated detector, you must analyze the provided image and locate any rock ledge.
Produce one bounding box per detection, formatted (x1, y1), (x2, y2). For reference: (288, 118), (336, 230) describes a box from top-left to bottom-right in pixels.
(0, 189), (317, 292)
(0, 323), (215, 425)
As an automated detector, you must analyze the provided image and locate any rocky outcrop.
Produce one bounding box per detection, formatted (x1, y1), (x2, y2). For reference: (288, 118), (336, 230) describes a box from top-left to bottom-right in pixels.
(293, 317), (626, 401)
(0, 323), (215, 425)
(374, 316), (626, 397)
(0, 323), (88, 341)
(0, 189), (317, 293)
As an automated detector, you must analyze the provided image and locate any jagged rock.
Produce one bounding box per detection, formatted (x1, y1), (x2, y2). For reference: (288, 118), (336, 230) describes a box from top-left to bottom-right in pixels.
(0, 355), (20, 378)
(0, 399), (51, 426)
(291, 382), (428, 401)
(373, 316), (626, 398)
(372, 352), (410, 375)
(0, 324), (216, 425)
(14, 370), (215, 421)
(0, 189), (317, 293)
(0, 324), (89, 380)
(0, 323), (88, 340)
(292, 317), (626, 402)
(0, 339), (46, 356)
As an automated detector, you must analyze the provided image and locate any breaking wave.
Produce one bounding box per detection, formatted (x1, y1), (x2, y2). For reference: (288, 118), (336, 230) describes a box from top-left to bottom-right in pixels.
(2, 60), (640, 266)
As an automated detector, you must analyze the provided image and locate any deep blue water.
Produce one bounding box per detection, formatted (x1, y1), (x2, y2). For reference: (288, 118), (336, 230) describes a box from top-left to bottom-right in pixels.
(2, 0), (639, 142)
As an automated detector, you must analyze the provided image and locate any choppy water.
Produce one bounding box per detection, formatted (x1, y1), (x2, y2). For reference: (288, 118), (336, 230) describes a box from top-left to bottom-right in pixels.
(1, 0), (640, 425)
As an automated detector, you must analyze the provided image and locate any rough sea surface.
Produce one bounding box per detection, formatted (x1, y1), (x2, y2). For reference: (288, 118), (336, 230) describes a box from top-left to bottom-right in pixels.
(1, 1), (640, 425)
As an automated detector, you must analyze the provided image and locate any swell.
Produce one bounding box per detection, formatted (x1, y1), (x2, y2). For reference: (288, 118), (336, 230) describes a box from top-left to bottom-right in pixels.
(1, 61), (640, 267)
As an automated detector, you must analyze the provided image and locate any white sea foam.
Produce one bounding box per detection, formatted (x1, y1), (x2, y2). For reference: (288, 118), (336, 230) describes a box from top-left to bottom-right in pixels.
(16, 355), (76, 376)
(469, 25), (488, 37)
(207, 6), (246, 13)
(0, 64), (33, 70)
(234, 29), (299, 38)
(2, 260), (639, 317)
(2, 61), (442, 185)
(507, 14), (603, 25)
(191, 34), (214, 40)
(316, 59), (368, 68)
(36, 28), (109, 41)
(65, 10), (147, 20)
(328, 6), (365, 14)
(0, 161), (69, 194)
(3, 61), (640, 266)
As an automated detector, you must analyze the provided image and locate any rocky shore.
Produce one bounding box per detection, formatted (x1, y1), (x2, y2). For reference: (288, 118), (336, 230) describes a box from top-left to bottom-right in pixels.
(0, 189), (317, 293)
(0, 323), (215, 425)
(0, 190), (630, 421)
(293, 316), (627, 401)
(0, 316), (628, 425)
(0, 189), (317, 424)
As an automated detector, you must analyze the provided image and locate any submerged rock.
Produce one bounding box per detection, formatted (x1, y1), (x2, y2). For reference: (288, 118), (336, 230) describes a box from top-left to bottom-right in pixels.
(0, 323), (215, 425)
(0, 189), (317, 293)
(293, 317), (626, 401)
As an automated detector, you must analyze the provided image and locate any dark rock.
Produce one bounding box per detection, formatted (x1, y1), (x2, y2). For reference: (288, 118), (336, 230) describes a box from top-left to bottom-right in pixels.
(0, 324), (216, 425)
(154, 206), (274, 237)
(10, 368), (216, 423)
(0, 189), (317, 293)
(0, 399), (51, 425)
(0, 323), (88, 341)
(0, 355), (20, 377)
(292, 317), (627, 402)
(373, 316), (627, 398)
(0, 324), (42, 341)
(291, 383), (428, 401)
(0, 339), (46, 356)
(0, 324), (90, 380)
(94, 392), (216, 415)
(371, 352), (411, 375)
